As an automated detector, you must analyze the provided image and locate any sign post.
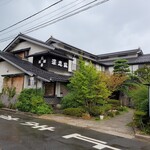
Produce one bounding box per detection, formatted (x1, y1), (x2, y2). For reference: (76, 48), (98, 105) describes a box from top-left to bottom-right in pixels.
(144, 84), (150, 117)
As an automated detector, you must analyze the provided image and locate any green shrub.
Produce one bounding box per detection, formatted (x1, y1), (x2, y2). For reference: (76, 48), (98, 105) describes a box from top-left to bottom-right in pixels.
(2, 87), (16, 98)
(88, 105), (112, 117)
(107, 99), (120, 109)
(63, 107), (86, 117)
(115, 110), (120, 115)
(0, 100), (3, 108)
(128, 84), (150, 134)
(117, 106), (128, 112)
(88, 104), (110, 117)
(107, 99), (120, 105)
(107, 111), (116, 117)
(103, 104), (112, 111)
(139, 99), (149, 112)
(61, 92), (81, 109)
(134, 110), (146, 116)
(17, 88), (43, 112)
(145, 122), (150, 134)
(128, 84), (148, 111)
(16, 88), (52, 114)
(88, 106), (101, 116)
(133, 111), (147, 130)
(31, 103), (52, 115)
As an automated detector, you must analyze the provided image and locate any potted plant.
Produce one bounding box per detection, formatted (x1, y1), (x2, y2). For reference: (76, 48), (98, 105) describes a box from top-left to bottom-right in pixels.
(99, 108), (105, 120)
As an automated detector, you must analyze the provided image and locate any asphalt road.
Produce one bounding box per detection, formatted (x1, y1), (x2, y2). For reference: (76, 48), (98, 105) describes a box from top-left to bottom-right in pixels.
(0, 110), (150, 150)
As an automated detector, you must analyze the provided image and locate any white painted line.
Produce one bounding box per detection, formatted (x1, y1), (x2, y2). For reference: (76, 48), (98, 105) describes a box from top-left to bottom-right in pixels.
(77, 134), (107, 144)
(32, 124), (48, 129)
(63, 133), (106, 144)
(94, 144), (121, 150)
(0, 115), (19, 121)
(38, 127), (55, 131)
(20, 122), (37, 126)
(63, 133), (121, 150)
(20, 121), (55, 131)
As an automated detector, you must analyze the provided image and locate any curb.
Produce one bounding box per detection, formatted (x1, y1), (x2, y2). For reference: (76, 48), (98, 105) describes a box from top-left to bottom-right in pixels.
(1, 108), (17, 112)
(135, 133), (150, 142)
(133, 127), (150, 142)
(0, 108), (37, 117)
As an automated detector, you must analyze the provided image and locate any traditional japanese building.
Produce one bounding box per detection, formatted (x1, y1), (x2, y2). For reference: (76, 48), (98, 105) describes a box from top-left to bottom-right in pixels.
(0, 34), (102, 105)
(0, 33), (150, 105)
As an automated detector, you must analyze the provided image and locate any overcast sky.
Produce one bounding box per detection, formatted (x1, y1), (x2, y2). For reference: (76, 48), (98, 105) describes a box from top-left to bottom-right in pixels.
(0, 0), (150, 55)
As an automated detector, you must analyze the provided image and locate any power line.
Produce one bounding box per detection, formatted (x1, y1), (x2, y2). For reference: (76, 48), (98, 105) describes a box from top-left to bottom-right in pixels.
(0, 0), (85, 36)
(24, 0), (110, 34)
(0, 0), (63, 33)
(0, 0), (110, 42)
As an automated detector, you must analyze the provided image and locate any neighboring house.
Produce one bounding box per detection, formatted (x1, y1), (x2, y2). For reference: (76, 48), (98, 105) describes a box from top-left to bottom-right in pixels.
(98, 48), (150, 73)
(0, 33), (150, 105)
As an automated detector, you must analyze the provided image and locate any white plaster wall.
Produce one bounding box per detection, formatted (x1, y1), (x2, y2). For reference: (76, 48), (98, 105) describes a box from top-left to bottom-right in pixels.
(95, 64), (102, 71)
(72, 57), (77, 71)
(108, 66), (114, 73)
(85, 61), (89, 65)
(68, 60), (72, 72)
(12, 41), (48, 63)
(129, 65), (139, 73)
(0, 61), (23, 92)
(55, 82), (60, 97)
(0, 61), (23, 75)
(24, 75), (43, 89)
(132, 65), (139, 72)
(0, 78), (3, 93)
(68, 57), (77, 72)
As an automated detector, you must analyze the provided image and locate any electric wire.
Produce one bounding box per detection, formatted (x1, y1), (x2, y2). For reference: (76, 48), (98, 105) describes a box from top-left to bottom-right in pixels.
(0, 0), (86, 36)
(0, 0), (110, 42)
(0, 0), (63, 32)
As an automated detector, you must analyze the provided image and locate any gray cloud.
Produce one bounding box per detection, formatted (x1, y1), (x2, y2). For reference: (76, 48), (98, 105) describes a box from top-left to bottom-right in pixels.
(0, 0), (150, 55)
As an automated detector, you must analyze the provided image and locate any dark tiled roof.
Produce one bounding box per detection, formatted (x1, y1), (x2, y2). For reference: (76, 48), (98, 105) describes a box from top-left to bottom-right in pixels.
(97, 48), (143, 58)
(4, 33), (54, 52)
(0, 51), (70, 82)
(46, 36), (98, 59)
(11, 47), (30, 54)
(133, 54), (150, 64)
(100, 54), (150, 66)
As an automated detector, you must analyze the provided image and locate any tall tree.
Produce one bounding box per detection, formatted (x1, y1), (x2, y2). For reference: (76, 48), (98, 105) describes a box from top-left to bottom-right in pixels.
(62, 58), (111, 110)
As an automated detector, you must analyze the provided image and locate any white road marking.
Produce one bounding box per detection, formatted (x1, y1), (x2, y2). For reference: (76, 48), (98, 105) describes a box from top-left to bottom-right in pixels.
(0, 115), (19, 121)
(63, 133), (121, 150)
(20, 121), (55, 131)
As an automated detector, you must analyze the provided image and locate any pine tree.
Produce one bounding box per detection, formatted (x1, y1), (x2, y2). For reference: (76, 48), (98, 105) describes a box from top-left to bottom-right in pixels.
(113, 59), (130, 75)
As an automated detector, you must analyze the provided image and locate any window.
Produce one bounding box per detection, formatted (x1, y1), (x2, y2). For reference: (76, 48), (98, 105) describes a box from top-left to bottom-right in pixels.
(28, 78), (31, 86)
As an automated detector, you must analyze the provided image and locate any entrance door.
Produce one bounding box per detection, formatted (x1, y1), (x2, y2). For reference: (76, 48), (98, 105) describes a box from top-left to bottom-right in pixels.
(44, 82), (55, 96)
